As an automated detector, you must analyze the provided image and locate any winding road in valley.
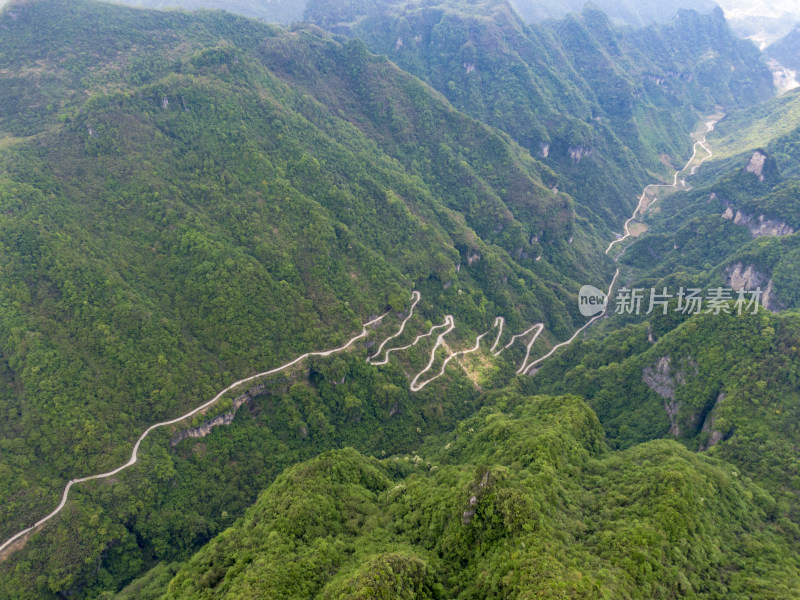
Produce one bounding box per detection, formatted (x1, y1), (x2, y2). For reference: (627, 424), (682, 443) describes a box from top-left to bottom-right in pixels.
(367, 291), (422, 364)
(381, 117), (720, 383)
(606, 119), (718, 254)
(523, 269), (620, 375)
(0, 117), (720, 560)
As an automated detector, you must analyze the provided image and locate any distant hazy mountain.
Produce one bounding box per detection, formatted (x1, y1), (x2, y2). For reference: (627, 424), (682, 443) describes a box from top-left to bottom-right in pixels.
(509, 1), (800, 49)
(767, 25), (800, 71)
(108, 0), (306, 23)
(509, 0), (717, 27)
(92, 0), (800, 46)
(717, 0), (800, 48)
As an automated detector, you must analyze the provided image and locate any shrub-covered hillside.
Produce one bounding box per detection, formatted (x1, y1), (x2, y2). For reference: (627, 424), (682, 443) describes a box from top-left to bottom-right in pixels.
(306, 0), (774, 228)
(0, 0), (617, 596)
(0, 0), (789, 598)
(152, 393), (800, 599)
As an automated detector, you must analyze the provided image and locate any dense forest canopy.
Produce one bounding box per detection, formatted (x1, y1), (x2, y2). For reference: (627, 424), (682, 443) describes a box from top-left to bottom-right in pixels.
(0, 0), (799, 598)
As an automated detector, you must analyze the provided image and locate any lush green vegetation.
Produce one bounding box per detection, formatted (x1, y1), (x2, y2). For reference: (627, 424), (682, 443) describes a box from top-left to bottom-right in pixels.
(0, 1), (623, 596)
(306, 0), (774, 229)
(706, 88), (800, 161)
(144, 392), (800, 599)
(701, 88), (800, 187)
(114, 0), (305, 24)
(0, 0), (796, 598)
(526, 306), (800, 531)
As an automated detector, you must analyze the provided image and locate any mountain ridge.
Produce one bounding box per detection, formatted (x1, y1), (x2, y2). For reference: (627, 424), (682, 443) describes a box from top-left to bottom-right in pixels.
(0, 0), (794, 598)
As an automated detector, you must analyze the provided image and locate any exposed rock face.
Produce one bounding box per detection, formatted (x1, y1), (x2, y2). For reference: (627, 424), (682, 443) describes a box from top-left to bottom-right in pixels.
(462, 495), (478, 525)
(727, 209), (794, 237)
(539, 143), (550, 158)
(726, 263), (779, 312)
(699, 392), (725, 451)
(746, 150), (767, 181)
(462, 470), (490, 525)
(568, 146), (592, 162)
(720, 194), (793, 237)
(170, 382), (269, 446)
(172, 410), (237, 445)
(642, 356), (684, 436)
(767, 58), (800, 95)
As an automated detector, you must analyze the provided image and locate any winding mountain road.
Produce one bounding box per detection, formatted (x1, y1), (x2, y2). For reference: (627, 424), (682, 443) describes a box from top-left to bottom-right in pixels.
(410, 318), (480, 392)
(0, 117), (720, 559)
(606, 119), (718, 254)
(379, 118), (720, 384)
(367, 291), (421, 365)
(0, 312), (388, 558)
(487, 320), (546, 374)
(523, 269), (620, 374)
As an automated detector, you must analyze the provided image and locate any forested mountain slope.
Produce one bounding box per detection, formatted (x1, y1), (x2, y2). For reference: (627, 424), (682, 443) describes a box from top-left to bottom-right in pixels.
(143, 392), (800, 599)
(305, 0), (774, 228)
(527, 299), (800, 532)
(111, 0), (305, 24)
(701, 88), (800, 162)
(0, 0), (792, 598)
(0, 0), (615, 596)
(525, 92), (800, 550)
